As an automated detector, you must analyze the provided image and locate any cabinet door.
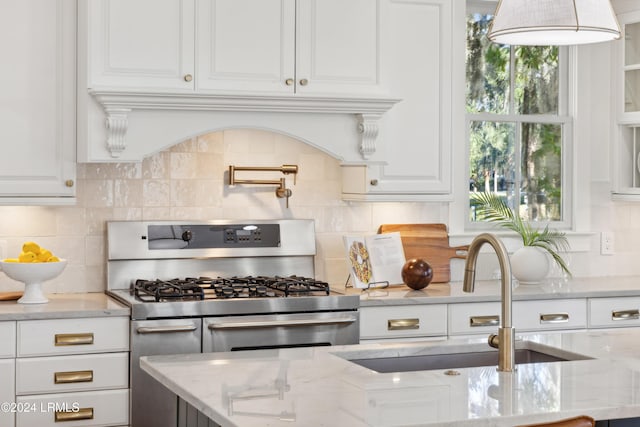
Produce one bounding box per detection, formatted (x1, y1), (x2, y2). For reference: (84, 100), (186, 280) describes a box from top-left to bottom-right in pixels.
(86, 0), (195, 90)
(0, 0), (75, 199)
(0, 359), (15, 427)
(342, 0), (457, 199)
(196, 0), (296, 93)
(0, 322), (16, 358)
(296, 0), (381, 95)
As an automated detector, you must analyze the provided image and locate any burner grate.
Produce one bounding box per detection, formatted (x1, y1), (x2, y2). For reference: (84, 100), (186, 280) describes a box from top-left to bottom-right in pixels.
(131, 275), (330, 302)
(133, 279), (205, 302)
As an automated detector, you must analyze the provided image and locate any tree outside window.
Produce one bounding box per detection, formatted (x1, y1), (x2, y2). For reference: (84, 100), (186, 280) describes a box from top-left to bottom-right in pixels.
(466, 9), (570, 226)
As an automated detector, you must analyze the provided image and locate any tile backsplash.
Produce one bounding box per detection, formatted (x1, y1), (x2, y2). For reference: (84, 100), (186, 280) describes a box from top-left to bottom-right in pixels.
(0, 129), (638, 294)
(0, 129), (446, 294)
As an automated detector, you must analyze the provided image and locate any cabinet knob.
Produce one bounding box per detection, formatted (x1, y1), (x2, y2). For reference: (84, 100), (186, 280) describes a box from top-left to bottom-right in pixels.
(184, 74), (193, 82)
(370, 179), (378, 186)
(285, 78), (294, 86)
(65, 179), (74, 188)
(299, 78), (308, 86)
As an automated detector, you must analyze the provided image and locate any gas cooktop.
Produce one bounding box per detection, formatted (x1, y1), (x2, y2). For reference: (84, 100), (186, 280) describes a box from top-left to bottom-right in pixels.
(132, 275), (331, 302)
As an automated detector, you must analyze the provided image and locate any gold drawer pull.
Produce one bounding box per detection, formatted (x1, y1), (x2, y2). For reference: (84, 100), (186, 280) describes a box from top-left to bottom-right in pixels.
(54, 333), (94, 346)
(54, 370), (94, 384)
(470, 315), (499, 327)
(54, 407), (94, 422)
(540, 313), (569, 324)
(612, 309), (640, 320)
(387, 318), (419, 330)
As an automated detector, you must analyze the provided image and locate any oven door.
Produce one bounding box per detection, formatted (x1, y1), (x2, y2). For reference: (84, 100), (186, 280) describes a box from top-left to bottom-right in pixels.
(203, 311), (359, 352)
(131, 319), (202, 427)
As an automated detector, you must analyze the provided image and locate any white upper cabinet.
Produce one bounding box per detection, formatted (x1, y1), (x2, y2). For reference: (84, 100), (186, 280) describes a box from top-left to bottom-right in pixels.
(196, 0), (296, 93)
(0, 0), (76, 203)
(342, 0), (461, 200)
(88, 0), (381, 96)
(612, 11), (640, 199)
(295, 0), (380, 95)
(87, 0), (194, 90)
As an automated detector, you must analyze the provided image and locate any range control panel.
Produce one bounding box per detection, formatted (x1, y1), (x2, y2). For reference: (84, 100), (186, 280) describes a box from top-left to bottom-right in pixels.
(147, 224), (281, 249)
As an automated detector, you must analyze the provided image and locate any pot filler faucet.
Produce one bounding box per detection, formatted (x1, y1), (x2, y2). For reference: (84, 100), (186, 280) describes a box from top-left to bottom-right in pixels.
(463, 233), (515, 372)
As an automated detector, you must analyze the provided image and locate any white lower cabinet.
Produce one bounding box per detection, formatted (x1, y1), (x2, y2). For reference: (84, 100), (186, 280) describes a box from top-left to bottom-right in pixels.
(360, 304), (447, 342)
(15, 317), (129, 427)
(15, 389), (129, 427)
(0, 322), (16, 427)
(448, 299), (588, 337)
(16, 353), (128, 395)
(514, 299), (587, 332)
(589, 297), (640, 329)
(0, 359), (16, 427)
(448, 301), (501, 337)
(362, 298), (593, 342)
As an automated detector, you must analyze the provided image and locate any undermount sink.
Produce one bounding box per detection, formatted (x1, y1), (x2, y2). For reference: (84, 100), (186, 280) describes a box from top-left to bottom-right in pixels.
(342, 347), (592, 374)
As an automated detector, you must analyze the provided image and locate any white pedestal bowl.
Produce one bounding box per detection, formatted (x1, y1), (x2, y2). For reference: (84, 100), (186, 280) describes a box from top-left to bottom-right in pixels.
(0, 260), (67, 304)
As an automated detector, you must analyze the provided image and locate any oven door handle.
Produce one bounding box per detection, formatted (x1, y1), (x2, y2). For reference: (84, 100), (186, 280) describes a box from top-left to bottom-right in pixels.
(207, 316), (357, 330)
(136, 325), (198, 334)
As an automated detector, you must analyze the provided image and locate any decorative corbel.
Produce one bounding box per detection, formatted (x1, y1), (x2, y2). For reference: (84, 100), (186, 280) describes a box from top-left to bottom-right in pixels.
(357, 113), (381, 160)
(104, 107), (131, 158)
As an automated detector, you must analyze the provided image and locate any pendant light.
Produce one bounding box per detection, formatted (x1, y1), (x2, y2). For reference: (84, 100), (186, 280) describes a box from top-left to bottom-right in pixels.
(487, 0), (621, 46)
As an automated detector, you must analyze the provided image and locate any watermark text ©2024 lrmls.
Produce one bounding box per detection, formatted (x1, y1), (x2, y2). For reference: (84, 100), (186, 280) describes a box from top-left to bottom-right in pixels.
(1, 401), (80, 413)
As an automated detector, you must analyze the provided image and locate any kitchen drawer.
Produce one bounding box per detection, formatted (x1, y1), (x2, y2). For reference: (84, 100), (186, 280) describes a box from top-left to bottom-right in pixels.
(16, 352), (128, 395)
(0, 321), (16, 358)
(513, 299), (587, 332)
(17, 317), (129, 357)
(448, 299), (587, 335)
(448, 302), (501, 336)
(16, 389), (129, 427)
(589, 297), (640, 328)
(360, 305), (447, 339)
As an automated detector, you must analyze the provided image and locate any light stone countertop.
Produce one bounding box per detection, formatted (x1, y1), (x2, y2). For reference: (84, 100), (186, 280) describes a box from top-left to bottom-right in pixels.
(0, 292), (130, 320)
(141, 329), (640, 427)
(333, 275), (640, 306)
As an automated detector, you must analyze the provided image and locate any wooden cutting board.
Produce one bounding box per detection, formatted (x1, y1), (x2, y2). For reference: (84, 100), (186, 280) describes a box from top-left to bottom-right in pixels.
(0, 292), (22, 301)
(378, 224), (468, 283)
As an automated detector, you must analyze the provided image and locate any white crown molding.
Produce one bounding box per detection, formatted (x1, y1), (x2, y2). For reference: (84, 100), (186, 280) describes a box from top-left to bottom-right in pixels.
(89, 90), (401, 159)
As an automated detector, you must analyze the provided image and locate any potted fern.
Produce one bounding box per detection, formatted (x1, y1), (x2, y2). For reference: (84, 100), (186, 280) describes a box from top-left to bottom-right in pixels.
(470, 192), (571, 283)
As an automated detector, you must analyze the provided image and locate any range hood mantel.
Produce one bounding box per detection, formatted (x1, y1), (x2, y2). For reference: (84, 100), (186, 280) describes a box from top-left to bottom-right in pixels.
(89, 90), (401, 161)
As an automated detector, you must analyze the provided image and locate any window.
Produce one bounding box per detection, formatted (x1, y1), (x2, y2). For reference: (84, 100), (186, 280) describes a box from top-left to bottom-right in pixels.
(466, 2), (572, 229)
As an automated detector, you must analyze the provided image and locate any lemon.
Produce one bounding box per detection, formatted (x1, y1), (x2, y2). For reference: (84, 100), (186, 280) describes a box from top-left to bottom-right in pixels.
(19, 251), (37, 262)
(47, 256), (60, 262)
(3, 258), (18, 263)
(22, 242), (41, 255)
(37, 249), (52, 262)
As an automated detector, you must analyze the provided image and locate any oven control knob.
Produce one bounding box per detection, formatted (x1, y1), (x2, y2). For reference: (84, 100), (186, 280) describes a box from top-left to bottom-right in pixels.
(181, 230), (193, 242)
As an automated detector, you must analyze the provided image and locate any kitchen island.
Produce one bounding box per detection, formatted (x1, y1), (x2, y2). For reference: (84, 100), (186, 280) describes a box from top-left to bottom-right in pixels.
(141, 329), (640, 427)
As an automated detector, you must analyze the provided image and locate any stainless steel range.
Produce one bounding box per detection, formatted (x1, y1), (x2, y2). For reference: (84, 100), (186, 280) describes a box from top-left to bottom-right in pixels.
(106, 219), (359, 427)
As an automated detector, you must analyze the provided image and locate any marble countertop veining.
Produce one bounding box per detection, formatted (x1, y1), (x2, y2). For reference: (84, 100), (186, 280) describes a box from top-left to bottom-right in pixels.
(141, 329), (640, 427)
(333, 276), (640, 306)
(0, 292), (130, 320)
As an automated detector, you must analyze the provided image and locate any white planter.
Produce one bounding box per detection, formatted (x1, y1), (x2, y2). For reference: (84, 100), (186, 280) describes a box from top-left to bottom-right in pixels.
(510, 246), (549, 285)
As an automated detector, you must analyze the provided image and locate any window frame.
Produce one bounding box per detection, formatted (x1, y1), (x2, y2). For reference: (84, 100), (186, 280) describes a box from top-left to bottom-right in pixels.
(464, 0), (574, 232)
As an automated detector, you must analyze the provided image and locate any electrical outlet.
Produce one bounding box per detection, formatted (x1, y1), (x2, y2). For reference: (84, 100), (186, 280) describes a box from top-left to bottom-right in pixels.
(601, 232), (614, 255)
